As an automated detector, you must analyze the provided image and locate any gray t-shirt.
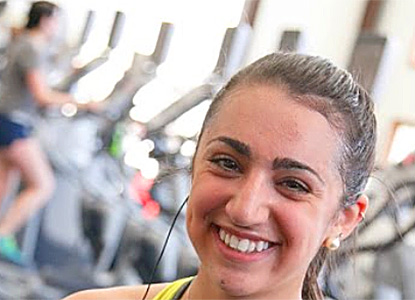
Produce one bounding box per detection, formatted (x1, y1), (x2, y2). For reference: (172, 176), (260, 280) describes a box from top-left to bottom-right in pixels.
(0, 33), (49, 126)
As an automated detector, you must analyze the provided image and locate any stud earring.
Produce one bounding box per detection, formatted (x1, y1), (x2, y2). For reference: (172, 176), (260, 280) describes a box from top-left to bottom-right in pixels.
(324, 234), (342, 251)
(359, 211), (366, 221)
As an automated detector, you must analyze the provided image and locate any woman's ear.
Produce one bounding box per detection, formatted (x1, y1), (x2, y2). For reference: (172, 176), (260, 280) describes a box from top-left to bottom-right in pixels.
(333, 194), (369, 240)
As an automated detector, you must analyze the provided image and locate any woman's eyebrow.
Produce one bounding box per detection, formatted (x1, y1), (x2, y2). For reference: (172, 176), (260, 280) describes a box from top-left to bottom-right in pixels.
(207, 136), (251, 157)
(207, 137), (325, 185)
(273, 157), (325, 185)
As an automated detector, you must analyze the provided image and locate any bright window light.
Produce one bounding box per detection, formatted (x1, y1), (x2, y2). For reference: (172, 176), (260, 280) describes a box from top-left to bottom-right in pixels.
(59, 0), (245, 118)
(387, 124), (415, 164)
(180, 140), (197, 157)
(165, 100), (212, 138)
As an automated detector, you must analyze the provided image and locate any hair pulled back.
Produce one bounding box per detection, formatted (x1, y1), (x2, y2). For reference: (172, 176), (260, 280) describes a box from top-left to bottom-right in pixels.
(197, 52), (377, 300)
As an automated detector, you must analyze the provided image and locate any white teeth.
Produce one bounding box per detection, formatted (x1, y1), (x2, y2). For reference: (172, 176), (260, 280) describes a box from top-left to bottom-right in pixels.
(219, 229), (226, 240)
(256, 241), (264, 252)
(229, 236), (239, 249)
(218, 228), (271, 253)
(248, 241), (256, 253)
(237, 239), (250, 252)
(225, 233), (231, 245)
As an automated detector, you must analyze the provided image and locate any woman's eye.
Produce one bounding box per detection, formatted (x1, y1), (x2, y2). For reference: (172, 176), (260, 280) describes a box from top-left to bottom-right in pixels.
(278, 179), (310, 193)
(209, 157), (240, 172)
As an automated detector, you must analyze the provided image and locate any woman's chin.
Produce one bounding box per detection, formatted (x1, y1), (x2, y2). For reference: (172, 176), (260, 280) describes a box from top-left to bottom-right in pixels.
(219, 282), (253, 297)
(213, 269), (264, 297)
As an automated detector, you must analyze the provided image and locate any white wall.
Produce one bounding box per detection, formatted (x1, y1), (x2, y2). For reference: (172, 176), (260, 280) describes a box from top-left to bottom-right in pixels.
(374, 0), (415, 163)
(246, 0), (366, 68)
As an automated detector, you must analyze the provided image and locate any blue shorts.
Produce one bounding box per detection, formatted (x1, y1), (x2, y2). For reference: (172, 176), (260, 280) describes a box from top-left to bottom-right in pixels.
(0, 114), (32, 148)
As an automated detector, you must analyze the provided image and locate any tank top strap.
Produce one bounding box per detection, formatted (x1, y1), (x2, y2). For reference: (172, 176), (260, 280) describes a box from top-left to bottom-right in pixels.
(152, 277), (194, 300)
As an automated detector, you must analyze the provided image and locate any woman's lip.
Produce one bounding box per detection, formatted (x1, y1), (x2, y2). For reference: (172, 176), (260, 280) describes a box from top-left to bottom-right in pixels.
(213, 224), (279, 245)
(211, 226), (277, 262)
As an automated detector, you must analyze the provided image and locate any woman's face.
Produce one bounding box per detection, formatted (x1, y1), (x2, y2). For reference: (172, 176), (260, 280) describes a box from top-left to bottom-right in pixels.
(41, 13), (60, 39)
(187, 84), (345, 298)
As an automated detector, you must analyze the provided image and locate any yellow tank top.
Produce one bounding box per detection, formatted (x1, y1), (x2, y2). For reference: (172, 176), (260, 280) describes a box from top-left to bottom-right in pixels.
(153, 277), (194, 300)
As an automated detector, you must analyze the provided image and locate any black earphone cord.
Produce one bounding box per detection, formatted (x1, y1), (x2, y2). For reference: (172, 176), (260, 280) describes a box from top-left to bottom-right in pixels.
(141, 196), (189, 300)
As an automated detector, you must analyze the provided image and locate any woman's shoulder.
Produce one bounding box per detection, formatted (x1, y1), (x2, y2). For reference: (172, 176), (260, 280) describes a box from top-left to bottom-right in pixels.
(62, 283), (169, 300)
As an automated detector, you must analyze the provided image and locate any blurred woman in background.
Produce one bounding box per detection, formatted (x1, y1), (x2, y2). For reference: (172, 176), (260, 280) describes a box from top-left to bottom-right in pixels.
(0, 1), (76, 264)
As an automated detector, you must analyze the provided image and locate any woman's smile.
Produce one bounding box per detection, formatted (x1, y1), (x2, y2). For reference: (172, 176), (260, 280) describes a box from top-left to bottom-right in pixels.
(210, 224), (282, 263)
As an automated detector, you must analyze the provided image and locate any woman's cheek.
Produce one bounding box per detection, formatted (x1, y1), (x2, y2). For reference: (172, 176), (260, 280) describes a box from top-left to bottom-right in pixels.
(271, 203), (320, 248)
(185, 203), (193, 232)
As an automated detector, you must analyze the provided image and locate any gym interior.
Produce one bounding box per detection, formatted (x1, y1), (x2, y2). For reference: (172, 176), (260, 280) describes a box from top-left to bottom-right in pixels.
(0, 0), (415, 299)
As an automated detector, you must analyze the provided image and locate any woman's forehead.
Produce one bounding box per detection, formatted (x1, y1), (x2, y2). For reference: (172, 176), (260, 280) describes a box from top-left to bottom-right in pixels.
(208, 83), (340, 139)
(209, 84), (323, 132)
(199, 84), (343, 179)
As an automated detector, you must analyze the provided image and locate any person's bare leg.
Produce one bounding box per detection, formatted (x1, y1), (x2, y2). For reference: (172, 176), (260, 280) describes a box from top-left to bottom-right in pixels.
(0, 152), (12, 204)
(0, 150), (19, 211)
(0, 138), (55, 235)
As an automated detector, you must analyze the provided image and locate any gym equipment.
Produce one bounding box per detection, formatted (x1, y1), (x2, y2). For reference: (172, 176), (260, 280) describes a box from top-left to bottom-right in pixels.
(50, 10), (96, 82)
(145, 23), (252, 135)
(54, 11), (126, 93)
(99, 22), (175, 140)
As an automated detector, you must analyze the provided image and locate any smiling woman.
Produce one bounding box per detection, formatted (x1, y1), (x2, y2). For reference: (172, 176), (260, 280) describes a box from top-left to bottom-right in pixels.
(63, 52), (377, 300)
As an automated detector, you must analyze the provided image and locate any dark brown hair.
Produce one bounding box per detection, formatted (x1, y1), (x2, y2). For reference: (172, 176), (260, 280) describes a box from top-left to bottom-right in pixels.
(25, 1), (58, 29)
(196, 52), (377, 300)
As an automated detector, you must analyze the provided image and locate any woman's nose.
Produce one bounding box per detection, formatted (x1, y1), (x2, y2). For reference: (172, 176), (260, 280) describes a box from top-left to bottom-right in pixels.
(225, 171), (271, 227)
